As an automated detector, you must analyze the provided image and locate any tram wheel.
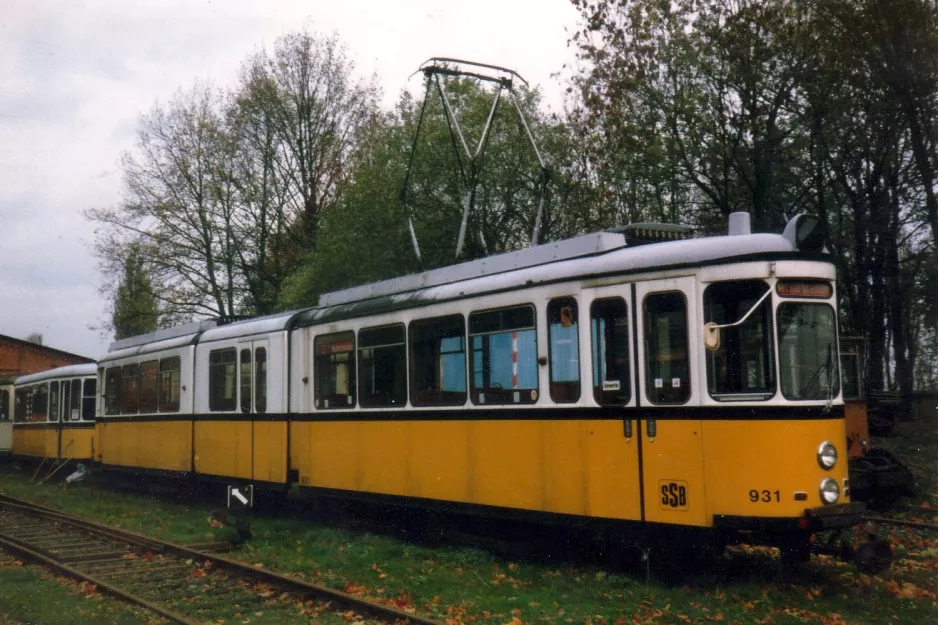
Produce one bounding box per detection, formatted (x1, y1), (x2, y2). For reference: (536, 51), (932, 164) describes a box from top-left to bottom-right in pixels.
(779, 540), (811, 573)
(855, 538), (892, 574)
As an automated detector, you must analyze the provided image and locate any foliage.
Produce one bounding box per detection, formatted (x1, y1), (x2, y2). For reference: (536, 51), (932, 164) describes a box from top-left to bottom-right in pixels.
(86, 29), (379, 321)
(112, 244), (159, 340)
(568, 0), (938, 391)
(280, 77), (577, 309)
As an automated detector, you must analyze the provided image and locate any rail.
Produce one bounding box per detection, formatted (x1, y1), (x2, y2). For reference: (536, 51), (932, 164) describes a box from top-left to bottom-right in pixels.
(0, 494), (443, 625)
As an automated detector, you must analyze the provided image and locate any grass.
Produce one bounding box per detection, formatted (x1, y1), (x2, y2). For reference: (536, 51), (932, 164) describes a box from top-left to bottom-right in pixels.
(0, 553), (153, 624)
(0, 412), (936, 625)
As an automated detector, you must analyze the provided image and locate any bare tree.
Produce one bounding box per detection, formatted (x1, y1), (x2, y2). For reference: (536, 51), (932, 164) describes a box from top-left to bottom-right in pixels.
(88, 83), (240, 320)
(87, 29), (379, 321)
(243, 31), (381, 248)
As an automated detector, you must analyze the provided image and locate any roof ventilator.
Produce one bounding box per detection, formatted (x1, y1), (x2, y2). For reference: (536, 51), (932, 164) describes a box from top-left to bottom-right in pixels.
(728, 212), (752, 236)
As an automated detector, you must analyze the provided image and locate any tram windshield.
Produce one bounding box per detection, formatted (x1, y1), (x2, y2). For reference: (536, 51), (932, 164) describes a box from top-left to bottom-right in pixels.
(777, 303), (839, 400)
(704, 280), (775, 400)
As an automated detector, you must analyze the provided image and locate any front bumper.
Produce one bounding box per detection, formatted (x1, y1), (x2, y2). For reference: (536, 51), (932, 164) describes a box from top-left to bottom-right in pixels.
(713, 502), (865, 533)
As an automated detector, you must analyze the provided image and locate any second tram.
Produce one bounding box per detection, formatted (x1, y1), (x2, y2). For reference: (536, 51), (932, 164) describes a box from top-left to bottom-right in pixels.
(13, 363), (98, 462)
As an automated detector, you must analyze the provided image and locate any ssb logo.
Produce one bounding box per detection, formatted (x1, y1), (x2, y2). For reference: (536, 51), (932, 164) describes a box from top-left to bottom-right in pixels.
(659, 479), (689, 510)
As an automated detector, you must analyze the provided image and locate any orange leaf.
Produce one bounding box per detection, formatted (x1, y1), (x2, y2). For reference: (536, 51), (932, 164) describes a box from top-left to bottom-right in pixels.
(78, 582), (98, 596)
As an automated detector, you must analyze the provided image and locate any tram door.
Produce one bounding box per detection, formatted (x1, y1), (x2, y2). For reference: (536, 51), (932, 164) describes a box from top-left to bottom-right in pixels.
(49, 380), (63, 459)
(635, 277), (707, 527)
(241, 340), (283, 483)
(584, 285), (643, 521)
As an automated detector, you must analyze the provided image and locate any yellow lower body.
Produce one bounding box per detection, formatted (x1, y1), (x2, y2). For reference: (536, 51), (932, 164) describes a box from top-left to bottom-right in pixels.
(13, 426), (95, 461)
(93, 415), (852, 530)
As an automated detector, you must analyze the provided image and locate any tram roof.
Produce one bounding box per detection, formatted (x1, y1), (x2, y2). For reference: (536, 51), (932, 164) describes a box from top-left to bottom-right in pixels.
(107, 319), (218, 353)
(16, 363), (98, 385)
(290, 230), (815, 329)
(197, 311), (299, 343)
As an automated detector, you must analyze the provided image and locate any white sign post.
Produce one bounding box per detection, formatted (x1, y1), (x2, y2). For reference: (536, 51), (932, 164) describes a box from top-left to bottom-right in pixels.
(227, 484), (253, 510)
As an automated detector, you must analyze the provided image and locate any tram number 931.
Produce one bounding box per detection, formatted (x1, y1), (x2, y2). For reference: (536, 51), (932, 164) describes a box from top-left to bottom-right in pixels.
(659, 480), (689, 510)
(749, 489), (780, 503)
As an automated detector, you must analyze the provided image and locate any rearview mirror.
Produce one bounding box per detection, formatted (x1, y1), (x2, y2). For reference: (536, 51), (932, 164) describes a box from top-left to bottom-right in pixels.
(704, 322), (721, 352)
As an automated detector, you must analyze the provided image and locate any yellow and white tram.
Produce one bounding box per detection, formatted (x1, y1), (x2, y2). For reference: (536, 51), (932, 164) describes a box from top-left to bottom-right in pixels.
(13, 363), (98, 462)
(0, 380), (13, 460)
(94, 213), (868, 565)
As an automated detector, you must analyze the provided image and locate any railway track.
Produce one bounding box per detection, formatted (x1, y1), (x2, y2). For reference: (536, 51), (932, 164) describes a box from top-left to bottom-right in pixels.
(0, 494), (441, 625)
(861, 503), (938, 532)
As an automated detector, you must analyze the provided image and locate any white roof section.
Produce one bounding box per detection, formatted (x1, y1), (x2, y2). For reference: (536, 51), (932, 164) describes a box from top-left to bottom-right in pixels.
(292, 231), (806, 328)
(108, 319), (217, 353)
(16, 363), (98, 385)
(198, 311), (298, 344)
(318, 231), (627, 308)
(100, 333), (205, 364)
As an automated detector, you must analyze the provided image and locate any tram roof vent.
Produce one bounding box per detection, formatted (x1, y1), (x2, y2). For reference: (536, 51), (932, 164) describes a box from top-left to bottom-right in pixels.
(606, 222), (693, 246)
(728, 212), (752, 236)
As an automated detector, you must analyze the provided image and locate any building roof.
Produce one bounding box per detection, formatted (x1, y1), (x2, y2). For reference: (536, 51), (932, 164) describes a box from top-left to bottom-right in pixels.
(0, 333), (94, 363)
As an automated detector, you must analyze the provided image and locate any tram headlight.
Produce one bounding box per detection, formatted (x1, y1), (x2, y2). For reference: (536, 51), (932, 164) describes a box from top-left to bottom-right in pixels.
(817, 441), (838, 469)
(820, 478), (840, 504)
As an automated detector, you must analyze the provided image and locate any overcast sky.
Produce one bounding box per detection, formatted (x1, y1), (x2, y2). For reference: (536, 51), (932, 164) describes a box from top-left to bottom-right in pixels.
(0, 0), (580, 360)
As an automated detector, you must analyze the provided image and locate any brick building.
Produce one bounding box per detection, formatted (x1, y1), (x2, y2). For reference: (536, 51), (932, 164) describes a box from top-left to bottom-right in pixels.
(0, 334), (94, 457)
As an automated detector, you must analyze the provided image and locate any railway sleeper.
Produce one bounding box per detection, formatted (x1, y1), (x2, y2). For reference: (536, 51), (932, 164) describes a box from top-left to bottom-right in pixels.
(41, 538), (123, 550)
(79, 561), (163, 576)
(59, 550), (137, 563)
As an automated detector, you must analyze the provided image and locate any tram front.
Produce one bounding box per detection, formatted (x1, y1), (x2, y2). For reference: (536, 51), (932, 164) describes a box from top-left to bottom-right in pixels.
(699, 214), (888, 573)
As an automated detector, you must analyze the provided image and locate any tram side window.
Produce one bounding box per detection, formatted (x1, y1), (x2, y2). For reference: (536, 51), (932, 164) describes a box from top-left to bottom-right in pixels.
(104, 367), (122, 415)
(470, 306), (538, 405)
(209, 348), (237, 411)
(121, 364), (140, 414)
(82, 379), (97, 420)
(138, 360), (159, 413)
(255, 348), (267, 414)
(0, 389), (8, 422)
(158, 357), (181, 412)
(240, 349), (253, 414)
(14, 388), (30, 423)
(591, 297), (631, 405)
(644, 292), (690, 404)
(359, 325), (406, 407)
(49, 381), (60, 423)
(31, 384), (49, 422)
(548, 298), (580, 403)
(704, 281), (774, 400)
(60, 380), (71, 421)
(410, 315), (466, 406)
(315, 332), (356, 409)
(69, 379), (81, 421)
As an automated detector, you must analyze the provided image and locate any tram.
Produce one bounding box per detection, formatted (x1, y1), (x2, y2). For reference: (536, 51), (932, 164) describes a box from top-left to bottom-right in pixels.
(0, 379), (12, 460)
(94, 212), (881, 569)
(13, 363), (98, 462)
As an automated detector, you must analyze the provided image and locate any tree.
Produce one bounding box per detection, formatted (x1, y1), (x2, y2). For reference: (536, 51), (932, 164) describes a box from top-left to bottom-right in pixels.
(87, 29), (379, 320)
(25, 333), (43, 346)
(240, 31), (381, 250)
(279, 78), (576, 309)
(88, 84), (240, 320)
(568, 0), (938, 391)
(112, 246), (159, 340)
